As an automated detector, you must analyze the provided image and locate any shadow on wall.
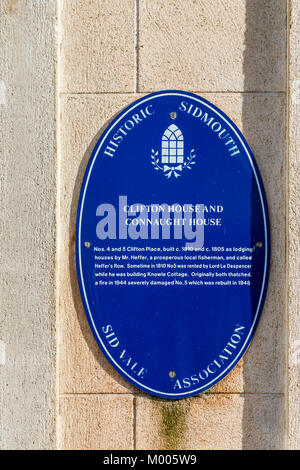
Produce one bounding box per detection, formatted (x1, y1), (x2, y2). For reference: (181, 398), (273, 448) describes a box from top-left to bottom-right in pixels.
(68, 112), (134, 393)
(241, 0), (286, 449)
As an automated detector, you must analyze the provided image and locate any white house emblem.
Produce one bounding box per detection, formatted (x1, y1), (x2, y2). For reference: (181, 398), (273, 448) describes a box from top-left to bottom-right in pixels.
(151, 124), (196, 178)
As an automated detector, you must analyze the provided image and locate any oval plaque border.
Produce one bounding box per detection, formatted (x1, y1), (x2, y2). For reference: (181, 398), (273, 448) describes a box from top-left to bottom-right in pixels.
(75, 90), (271, 398)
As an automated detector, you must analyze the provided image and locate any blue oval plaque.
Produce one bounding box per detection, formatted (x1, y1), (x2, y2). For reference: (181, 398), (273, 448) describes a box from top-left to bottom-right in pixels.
(76, 91), (270, 399)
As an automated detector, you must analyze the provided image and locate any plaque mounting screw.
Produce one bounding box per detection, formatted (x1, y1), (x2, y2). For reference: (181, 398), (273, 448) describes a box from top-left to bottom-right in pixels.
(84, 241), (91, 248)
(169, 370), (176, 379)
(256, 241), (263, 248)
(170, 112), (177, 120)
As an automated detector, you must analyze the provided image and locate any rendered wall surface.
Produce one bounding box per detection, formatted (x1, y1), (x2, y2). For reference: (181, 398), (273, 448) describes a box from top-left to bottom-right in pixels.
(0, 0), (298, 450)
(0, 0), (56, 449)
(57, 0), (287, 450)
(288, 0), (300, 450)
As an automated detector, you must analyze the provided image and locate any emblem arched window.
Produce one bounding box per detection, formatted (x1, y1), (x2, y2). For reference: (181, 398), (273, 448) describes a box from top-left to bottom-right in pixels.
(161, 124), (184, 165)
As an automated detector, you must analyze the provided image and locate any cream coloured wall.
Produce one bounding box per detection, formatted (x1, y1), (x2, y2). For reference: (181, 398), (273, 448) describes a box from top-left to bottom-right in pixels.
(0, 0), (298, 450)
(0, 0), (56, 449)
(288, 0), (300, 450)
(57, 0), (288, 450)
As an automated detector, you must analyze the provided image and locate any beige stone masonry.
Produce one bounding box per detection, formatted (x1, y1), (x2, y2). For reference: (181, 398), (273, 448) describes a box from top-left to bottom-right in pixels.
(138, 0), (286, 92)
(59, 395), (134, 449)
(136, 395), (285, 450)
(0, 0), (293, 450)
(59, 94), (138, 394)
(60, 0), (136, 93)
(57, 0), (289, 450)
(288, 0), (300, 450)
(0, 0), (56, 449)
(0, 0), (290, 450)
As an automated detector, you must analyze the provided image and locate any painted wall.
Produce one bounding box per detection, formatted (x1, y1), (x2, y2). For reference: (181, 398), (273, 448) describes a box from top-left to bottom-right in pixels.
(0, 0), (56, 449)
(0, 0), (299, 449)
